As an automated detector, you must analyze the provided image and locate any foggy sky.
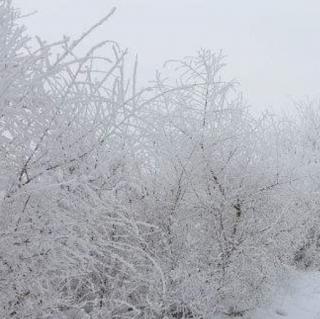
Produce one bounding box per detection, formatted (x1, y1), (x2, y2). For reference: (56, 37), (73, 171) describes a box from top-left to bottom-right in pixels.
(13, 0), (320, 112)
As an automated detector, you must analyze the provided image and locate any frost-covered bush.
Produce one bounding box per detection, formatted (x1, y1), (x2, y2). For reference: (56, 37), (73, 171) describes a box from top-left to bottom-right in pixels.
(136, 50), (297, 317)
(1, 1), (319, 319)
(0, 2), (165, 318)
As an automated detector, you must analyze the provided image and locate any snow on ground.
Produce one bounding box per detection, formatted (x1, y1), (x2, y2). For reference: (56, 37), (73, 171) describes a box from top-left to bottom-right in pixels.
(253, 269), (320, 319)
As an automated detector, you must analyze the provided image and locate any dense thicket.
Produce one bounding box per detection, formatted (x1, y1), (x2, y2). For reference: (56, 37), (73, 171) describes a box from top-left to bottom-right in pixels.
(1, 2), (320, 318)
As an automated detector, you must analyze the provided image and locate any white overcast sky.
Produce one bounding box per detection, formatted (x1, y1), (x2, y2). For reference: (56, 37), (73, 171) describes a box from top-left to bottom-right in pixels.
(13, 0), (320, 112)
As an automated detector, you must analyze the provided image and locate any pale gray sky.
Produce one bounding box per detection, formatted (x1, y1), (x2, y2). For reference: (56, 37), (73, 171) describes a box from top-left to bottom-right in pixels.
(13, 0), (320, 112)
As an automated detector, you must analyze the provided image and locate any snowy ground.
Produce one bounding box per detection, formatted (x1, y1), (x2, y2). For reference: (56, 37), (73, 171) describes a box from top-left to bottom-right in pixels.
(253, 269), (320, 319)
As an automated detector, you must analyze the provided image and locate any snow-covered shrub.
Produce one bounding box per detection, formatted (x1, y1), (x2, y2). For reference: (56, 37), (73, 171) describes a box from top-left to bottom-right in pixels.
(135, 50), (296, 317)
(1, 1), (319, 318)
(0, 2), (165, 318)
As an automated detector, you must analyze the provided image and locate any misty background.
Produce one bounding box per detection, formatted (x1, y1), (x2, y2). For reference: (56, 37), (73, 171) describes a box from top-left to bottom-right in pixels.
(13, 0), (320, 112)
(13, 0), (320, 113)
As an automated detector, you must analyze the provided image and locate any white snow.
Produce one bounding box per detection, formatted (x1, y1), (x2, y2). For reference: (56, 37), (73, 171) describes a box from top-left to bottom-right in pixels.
(253, 269), (320, 319)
